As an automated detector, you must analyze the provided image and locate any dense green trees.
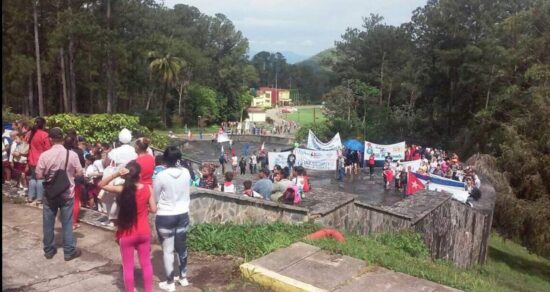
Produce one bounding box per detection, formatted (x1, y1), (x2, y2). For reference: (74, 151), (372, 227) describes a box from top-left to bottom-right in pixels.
(2, 1), (254, 125)
(322, 0), (549, 257)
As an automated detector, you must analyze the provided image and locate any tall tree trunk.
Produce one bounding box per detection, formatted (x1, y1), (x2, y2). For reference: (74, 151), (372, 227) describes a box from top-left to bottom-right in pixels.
(105, 0), (113, 113)
(33, 0), (44, 116)
(60, 48), (70, 111)
(68, 0), (77, 113)
(379, 52), (385, 105)
(447, 78), (455, 137)
(28, 76), (34, 116)
(387, 80), (393, 108)
(88, 52), (94, 113)
(485, 64), (495, 110)
(68, 38), (77, 113)
(146, 89), (154, 111)
(161, 82), (168, 126)
(177, 82), (184, 116)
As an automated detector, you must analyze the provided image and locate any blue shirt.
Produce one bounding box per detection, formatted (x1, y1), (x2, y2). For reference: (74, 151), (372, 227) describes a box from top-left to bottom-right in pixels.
(253, 178), (273, 200)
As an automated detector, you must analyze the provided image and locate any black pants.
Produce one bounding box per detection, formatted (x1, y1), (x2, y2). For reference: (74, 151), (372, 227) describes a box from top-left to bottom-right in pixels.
(369, 165), (374, 176)
(240, 166), (246, 175)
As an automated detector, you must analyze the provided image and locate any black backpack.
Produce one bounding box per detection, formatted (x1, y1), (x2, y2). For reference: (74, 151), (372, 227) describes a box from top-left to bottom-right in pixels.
(43, 150), (71, 205)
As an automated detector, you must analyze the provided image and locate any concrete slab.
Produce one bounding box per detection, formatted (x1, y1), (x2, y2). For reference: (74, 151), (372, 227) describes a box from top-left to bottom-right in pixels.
(335, 266), (460, 292)
(250, 242), (321, 272)
(2, 221), (110, 290)
(241, 242), (462, 292)
(279, 251), (367, 291)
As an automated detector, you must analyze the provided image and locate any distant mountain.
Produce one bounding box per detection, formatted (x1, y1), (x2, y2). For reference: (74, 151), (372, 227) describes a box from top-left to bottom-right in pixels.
(279, 51), (309, 64)
(296, 48), (337, 72)
(248, 50), (309, 64)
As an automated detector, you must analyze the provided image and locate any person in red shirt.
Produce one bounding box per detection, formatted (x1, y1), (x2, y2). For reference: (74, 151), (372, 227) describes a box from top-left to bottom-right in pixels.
(26, 117), (51, 204)
(99, 161), (157, 292)
(134, 138), (154, 186)
(368, 153), (376, 177)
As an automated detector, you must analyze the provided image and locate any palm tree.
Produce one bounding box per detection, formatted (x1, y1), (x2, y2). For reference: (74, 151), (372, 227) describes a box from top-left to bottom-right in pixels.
(148, 52), (184, 125)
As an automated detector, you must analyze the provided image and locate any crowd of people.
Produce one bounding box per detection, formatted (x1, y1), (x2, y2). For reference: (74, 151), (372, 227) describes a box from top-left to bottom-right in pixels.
(333, 143), (483, 206)
(1, 117), (313, 292)
(2, 117), (484, 291)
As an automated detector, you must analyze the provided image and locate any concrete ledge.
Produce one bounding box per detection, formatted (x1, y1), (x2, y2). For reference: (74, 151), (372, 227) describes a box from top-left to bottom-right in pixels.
(191, 188), (310, 213)
(240, 262), (327, 292)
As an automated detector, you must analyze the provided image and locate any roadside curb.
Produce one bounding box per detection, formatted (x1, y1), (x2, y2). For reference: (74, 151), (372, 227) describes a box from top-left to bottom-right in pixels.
(240, 262), (326, 292)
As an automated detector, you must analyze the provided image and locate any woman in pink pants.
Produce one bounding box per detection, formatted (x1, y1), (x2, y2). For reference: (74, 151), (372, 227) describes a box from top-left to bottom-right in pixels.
(99, 161), (157, 292)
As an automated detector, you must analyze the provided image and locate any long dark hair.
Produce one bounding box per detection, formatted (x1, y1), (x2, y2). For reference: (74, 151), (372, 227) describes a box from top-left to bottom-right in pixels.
(28, 117), (46, 144)
(116, 161), (141, 231)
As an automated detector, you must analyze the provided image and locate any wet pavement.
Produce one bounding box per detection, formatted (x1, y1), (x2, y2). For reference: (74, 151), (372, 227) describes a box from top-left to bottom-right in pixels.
(159, 140), (405, 207)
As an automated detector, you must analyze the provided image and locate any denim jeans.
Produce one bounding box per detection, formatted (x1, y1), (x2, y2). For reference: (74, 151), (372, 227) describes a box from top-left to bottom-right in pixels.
(156, 213), (189, 283)
(43, 198), (76, 257)
(28, 166), (44, 201)
(338, 168), (345, 181)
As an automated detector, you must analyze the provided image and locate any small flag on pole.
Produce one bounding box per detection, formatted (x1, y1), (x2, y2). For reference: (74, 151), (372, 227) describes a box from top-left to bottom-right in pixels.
(260, 142), (265, 152)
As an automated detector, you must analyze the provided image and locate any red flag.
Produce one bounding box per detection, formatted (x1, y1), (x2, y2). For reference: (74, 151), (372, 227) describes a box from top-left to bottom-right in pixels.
(407, 171), (425, 196)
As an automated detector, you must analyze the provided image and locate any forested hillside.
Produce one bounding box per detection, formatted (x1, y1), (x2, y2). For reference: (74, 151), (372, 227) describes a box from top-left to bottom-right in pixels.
(316, 0), (549, 257)
(2, 1), (258, 127)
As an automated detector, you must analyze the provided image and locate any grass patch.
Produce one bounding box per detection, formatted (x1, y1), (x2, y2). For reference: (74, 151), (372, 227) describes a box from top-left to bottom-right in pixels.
(188, 222), (318, 261)
(188, 223), (550, 292)
(283, 108), (325, 126)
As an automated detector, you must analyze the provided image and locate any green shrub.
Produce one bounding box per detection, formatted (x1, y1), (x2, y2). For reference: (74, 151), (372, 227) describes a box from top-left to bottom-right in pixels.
(46, 113), (168, 149)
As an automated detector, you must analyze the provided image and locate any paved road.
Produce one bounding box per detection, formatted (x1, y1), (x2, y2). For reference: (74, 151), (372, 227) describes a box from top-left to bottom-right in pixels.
(1, 201), (263, 292)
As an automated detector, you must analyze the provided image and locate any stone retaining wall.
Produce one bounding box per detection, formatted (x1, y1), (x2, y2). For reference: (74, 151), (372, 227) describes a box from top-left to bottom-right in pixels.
(179, 186), (493, 268)
(189, 189), (309, 225)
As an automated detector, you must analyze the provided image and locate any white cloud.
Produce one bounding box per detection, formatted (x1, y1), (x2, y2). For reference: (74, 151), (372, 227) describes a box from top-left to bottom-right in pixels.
(164, 0), (427, 56)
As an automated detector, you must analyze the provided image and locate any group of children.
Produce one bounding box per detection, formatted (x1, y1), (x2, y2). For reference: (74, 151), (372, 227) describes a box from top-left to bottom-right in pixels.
(196, 162), (309, 206)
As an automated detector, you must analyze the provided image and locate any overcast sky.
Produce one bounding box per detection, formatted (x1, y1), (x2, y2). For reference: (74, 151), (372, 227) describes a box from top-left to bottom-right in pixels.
(163, 0), (427, 58)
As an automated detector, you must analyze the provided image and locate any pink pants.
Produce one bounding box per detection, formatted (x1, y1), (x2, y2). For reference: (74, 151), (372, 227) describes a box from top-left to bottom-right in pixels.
(73, 186), (81, 225)
(119, 235), (153, 292)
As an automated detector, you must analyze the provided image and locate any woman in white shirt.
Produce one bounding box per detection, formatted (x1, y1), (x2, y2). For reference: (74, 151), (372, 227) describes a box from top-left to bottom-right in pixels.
(154, 146), (191, 291)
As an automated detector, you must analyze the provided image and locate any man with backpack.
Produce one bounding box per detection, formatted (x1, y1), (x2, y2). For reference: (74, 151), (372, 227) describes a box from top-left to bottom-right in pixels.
(35, 128), (83, 261)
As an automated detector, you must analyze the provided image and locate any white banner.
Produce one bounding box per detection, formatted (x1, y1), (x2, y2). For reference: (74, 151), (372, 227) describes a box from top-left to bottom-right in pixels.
(364, 141), (406, 161)
(217, 132), (230, 143)
(414, 173), (469, 204)
(294, 148), (338, 171)
(307, 130), (342, 151)
(268, 151), (291, 169)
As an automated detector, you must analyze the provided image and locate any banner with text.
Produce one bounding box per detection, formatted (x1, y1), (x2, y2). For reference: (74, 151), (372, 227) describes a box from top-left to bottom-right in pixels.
(307, 130), (342, 151)
(268, 151), (291, 169)
(295, 148), (338, 171)
(364, 141), (406, 161)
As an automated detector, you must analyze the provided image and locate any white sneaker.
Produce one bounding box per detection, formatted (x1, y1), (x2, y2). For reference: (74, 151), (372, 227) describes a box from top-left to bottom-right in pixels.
(175, 276), (190, 286)
(158, 281), (176, 292)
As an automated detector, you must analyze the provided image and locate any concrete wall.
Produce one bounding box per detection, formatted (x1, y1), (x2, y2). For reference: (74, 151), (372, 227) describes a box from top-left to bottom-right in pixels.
(189, 189), (309, 225)
(413, 193), (494, 267)
(147, 184), (493, 268)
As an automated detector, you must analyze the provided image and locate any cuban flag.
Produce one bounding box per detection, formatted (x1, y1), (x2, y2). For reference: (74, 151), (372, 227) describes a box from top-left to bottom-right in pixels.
(411, 172), (470, 203)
